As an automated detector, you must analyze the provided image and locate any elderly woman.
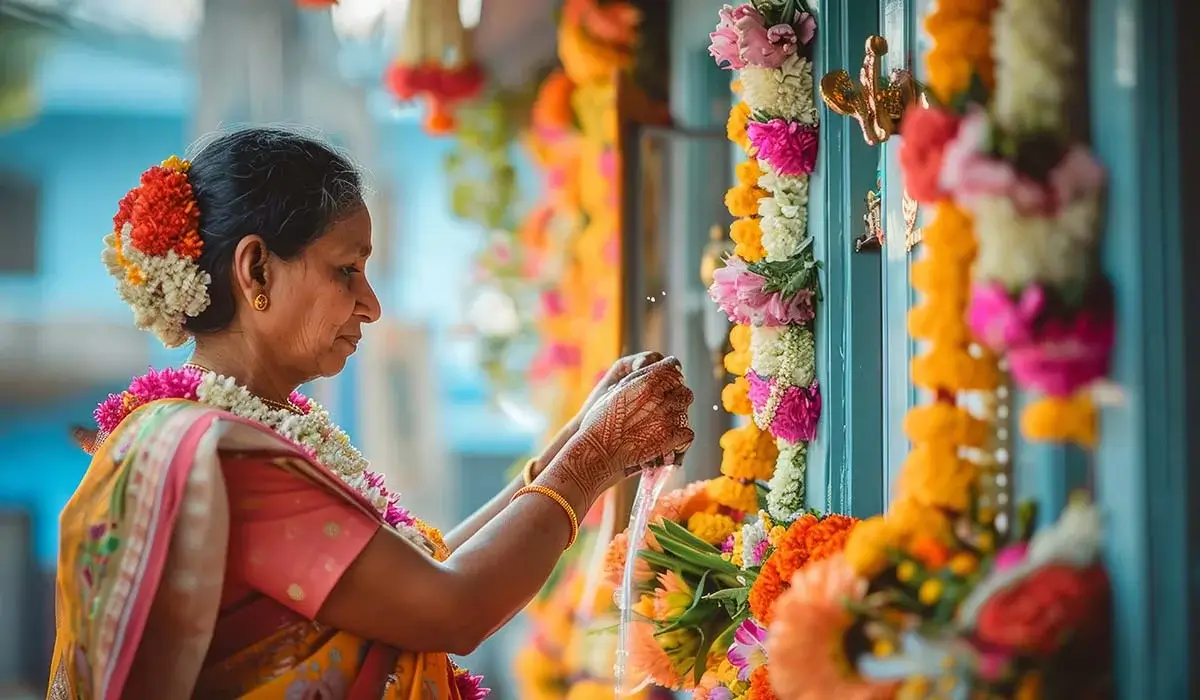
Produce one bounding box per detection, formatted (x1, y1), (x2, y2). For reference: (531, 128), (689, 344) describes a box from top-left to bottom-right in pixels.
(49, 127), (694, 700)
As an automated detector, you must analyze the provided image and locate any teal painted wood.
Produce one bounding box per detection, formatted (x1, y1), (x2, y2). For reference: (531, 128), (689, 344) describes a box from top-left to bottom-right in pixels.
(808, 0), (885, 519)
(1089, 0), (1192, 697)
(878, 0), (921, 495)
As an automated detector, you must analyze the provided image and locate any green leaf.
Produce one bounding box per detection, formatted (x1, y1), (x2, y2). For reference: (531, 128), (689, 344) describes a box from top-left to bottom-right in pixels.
(654, 536), (742, 575)
(657, 519), (725, 555)
(638, 549), (708, 577)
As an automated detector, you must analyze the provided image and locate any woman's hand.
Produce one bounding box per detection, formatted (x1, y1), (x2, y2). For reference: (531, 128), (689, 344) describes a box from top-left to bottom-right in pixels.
(548, 356), (695, 500)
(577, 351), (665, 420)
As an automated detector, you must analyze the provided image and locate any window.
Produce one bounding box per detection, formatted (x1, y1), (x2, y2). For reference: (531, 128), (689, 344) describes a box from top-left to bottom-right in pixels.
(0, 172), (39, 274)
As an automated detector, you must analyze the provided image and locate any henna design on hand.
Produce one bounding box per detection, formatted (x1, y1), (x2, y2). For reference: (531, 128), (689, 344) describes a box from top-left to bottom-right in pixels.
(555, 356), (695, 498)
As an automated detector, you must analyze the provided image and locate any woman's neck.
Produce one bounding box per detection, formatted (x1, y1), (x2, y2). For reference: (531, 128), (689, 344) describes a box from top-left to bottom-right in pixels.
(188, 339), (300, 407)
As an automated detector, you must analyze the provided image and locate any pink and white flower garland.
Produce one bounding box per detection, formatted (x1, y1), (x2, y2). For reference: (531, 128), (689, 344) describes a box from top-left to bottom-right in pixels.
(94, 366), (431, 549)
(939, 0), (1113, 399)
(709, 0), (820, 524)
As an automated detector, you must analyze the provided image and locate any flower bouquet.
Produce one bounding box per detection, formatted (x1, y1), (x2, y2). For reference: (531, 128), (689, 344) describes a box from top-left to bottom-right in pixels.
(787, 496), (1113, 699)
(605, 475), (865, 699)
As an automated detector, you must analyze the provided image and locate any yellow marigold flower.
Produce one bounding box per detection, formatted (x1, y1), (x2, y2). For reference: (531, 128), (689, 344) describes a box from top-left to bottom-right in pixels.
(735, 159), (763, 186)
(767, 525), (787, 547)
(1021, 393), (1097, 448)
(706, 477), (758, 514)
(727, 102), (751, 151)
(903, 403), (989, 448)
(729, 324), (751, 351)
(873, 639), (896, 657)
(886, 497), (953, 544)
(730, 217), (766, 262)
(948, 553), (977, 576)
(918, 579), (943, 605)
(719, 423), (777, 482)
(721, 376), (753, 415)
(897, 677), (933, 700)
(896, 560), (917, 582)
(724, 182), (767, 218)
(728, 529), (745, 567)
(688, 511), (738, 546)
(724, 347), (751, 377)
(896, 445), (978, 512)
(844, 515), (899, 578)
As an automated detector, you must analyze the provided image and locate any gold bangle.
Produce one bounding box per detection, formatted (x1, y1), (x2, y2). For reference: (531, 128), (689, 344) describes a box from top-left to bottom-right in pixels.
(512, 485), (579, 549)
(521, 458), (538, 486)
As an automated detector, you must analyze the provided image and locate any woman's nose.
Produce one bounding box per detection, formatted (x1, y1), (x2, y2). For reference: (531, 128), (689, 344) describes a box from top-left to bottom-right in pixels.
(357, 278), (382, 323)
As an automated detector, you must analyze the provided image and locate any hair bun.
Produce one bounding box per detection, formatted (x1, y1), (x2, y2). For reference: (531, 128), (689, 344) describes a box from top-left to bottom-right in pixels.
(102, 156), (212, 347)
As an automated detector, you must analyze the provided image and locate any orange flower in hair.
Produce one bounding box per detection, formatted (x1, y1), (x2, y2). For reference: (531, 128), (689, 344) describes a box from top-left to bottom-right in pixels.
(124, 156), (202, 260)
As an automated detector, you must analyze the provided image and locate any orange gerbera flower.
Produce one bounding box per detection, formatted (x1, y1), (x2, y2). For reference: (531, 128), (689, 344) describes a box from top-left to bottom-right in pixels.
(767, 555), (899, 700)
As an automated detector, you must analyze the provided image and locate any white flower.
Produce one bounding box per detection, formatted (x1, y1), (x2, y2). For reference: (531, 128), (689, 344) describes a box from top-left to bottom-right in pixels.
(993, 0), (1074, 133)
(970, 194), (1100, 288)
(103, 223), (212, 348)
(767, 440), (807, 522)
(467, 287), (521, 338)
(740, 517), (770, 568)
(740, 56), (818, 124)
(750, 326), (816, 387)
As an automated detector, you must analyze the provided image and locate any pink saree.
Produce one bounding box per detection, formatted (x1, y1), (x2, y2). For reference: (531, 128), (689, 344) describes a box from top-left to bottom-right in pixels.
(48, 399), (465, 699)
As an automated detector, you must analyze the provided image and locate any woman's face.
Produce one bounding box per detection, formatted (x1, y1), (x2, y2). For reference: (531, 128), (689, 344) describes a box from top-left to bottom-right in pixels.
(252, 206), (381, 381)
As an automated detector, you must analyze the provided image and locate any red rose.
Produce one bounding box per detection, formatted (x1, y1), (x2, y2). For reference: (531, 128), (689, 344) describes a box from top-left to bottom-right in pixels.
(975, 564), (1110, 657)
(898, 106), (961, 204)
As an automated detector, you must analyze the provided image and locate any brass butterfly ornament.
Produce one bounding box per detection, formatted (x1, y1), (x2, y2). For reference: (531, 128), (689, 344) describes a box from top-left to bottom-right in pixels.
(820, 35), (918, 145)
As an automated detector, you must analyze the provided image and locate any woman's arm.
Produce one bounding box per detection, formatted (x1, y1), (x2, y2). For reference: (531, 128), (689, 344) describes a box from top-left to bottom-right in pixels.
(315, 357), (693, 655)
(442, 417), (579, 551)
(441, 351), (663, 552)
(318, 438), (601, 655)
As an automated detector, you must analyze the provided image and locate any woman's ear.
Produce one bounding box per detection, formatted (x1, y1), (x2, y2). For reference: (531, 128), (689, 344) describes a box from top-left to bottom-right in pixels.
(230, 235), (270, 303)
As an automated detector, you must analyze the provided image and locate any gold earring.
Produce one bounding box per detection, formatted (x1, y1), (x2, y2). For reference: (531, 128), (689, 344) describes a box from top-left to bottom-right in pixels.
(253, 293), (270, 312)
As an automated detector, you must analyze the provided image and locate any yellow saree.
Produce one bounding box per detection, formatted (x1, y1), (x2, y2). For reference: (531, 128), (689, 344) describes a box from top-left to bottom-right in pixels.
(48, 399), (470, 699)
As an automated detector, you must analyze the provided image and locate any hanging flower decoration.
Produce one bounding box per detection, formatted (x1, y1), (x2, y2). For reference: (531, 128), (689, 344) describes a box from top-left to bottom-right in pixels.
(384, 0), (486, 134)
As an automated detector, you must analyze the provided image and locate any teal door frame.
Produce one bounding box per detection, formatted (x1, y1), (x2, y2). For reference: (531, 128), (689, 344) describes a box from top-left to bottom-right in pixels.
(809, 0), (886, 518)
(1090, 0), (1195, 697)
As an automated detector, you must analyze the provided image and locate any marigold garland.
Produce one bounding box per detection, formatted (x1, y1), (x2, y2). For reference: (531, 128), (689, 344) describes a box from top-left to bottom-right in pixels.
(846, 0), (1001, 579)
(748, 513), (858, 625)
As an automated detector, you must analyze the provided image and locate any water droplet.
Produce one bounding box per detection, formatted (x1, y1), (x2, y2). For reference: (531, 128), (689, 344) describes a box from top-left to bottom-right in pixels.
(712, 405), (719, 411)
(661, 290), (667, 296)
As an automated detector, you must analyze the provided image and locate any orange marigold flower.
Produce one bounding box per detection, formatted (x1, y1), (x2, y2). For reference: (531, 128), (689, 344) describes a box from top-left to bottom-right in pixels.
(909, 534), (951, 570)
(127, 161), (201, 260)
(747, 665), (779, 700)
(727, 102), (752, 151)
(750, 514), (859, 624)
(735, 159), (764, 186)
(725, 183), (768, 218)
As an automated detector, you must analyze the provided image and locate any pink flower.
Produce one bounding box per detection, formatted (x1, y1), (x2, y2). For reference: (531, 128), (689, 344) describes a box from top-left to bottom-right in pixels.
(771, 381), (822, 442)
(727, 618), (769, 681)
(709, 4), (765, 70)
(939, 109), (1041, 212)
(994, 543), (1029, 572)
(540, 290), (567, 316)
(453, 666), (491, 700)
(1008, 305), (1115, 397)
(1049, 144), (1106, 206)
(95, 366), (205, 433)
(746, 119), (819, 176)
(968, 283), (1044, 351)
(709, 257), (815, 326)
(792, 11), (817, 45)
(746, 372), (822, 442)
(710, 4), (815, 70)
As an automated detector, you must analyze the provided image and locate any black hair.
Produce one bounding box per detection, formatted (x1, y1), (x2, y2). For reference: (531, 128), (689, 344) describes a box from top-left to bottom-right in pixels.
(183, 126), (365, 334)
